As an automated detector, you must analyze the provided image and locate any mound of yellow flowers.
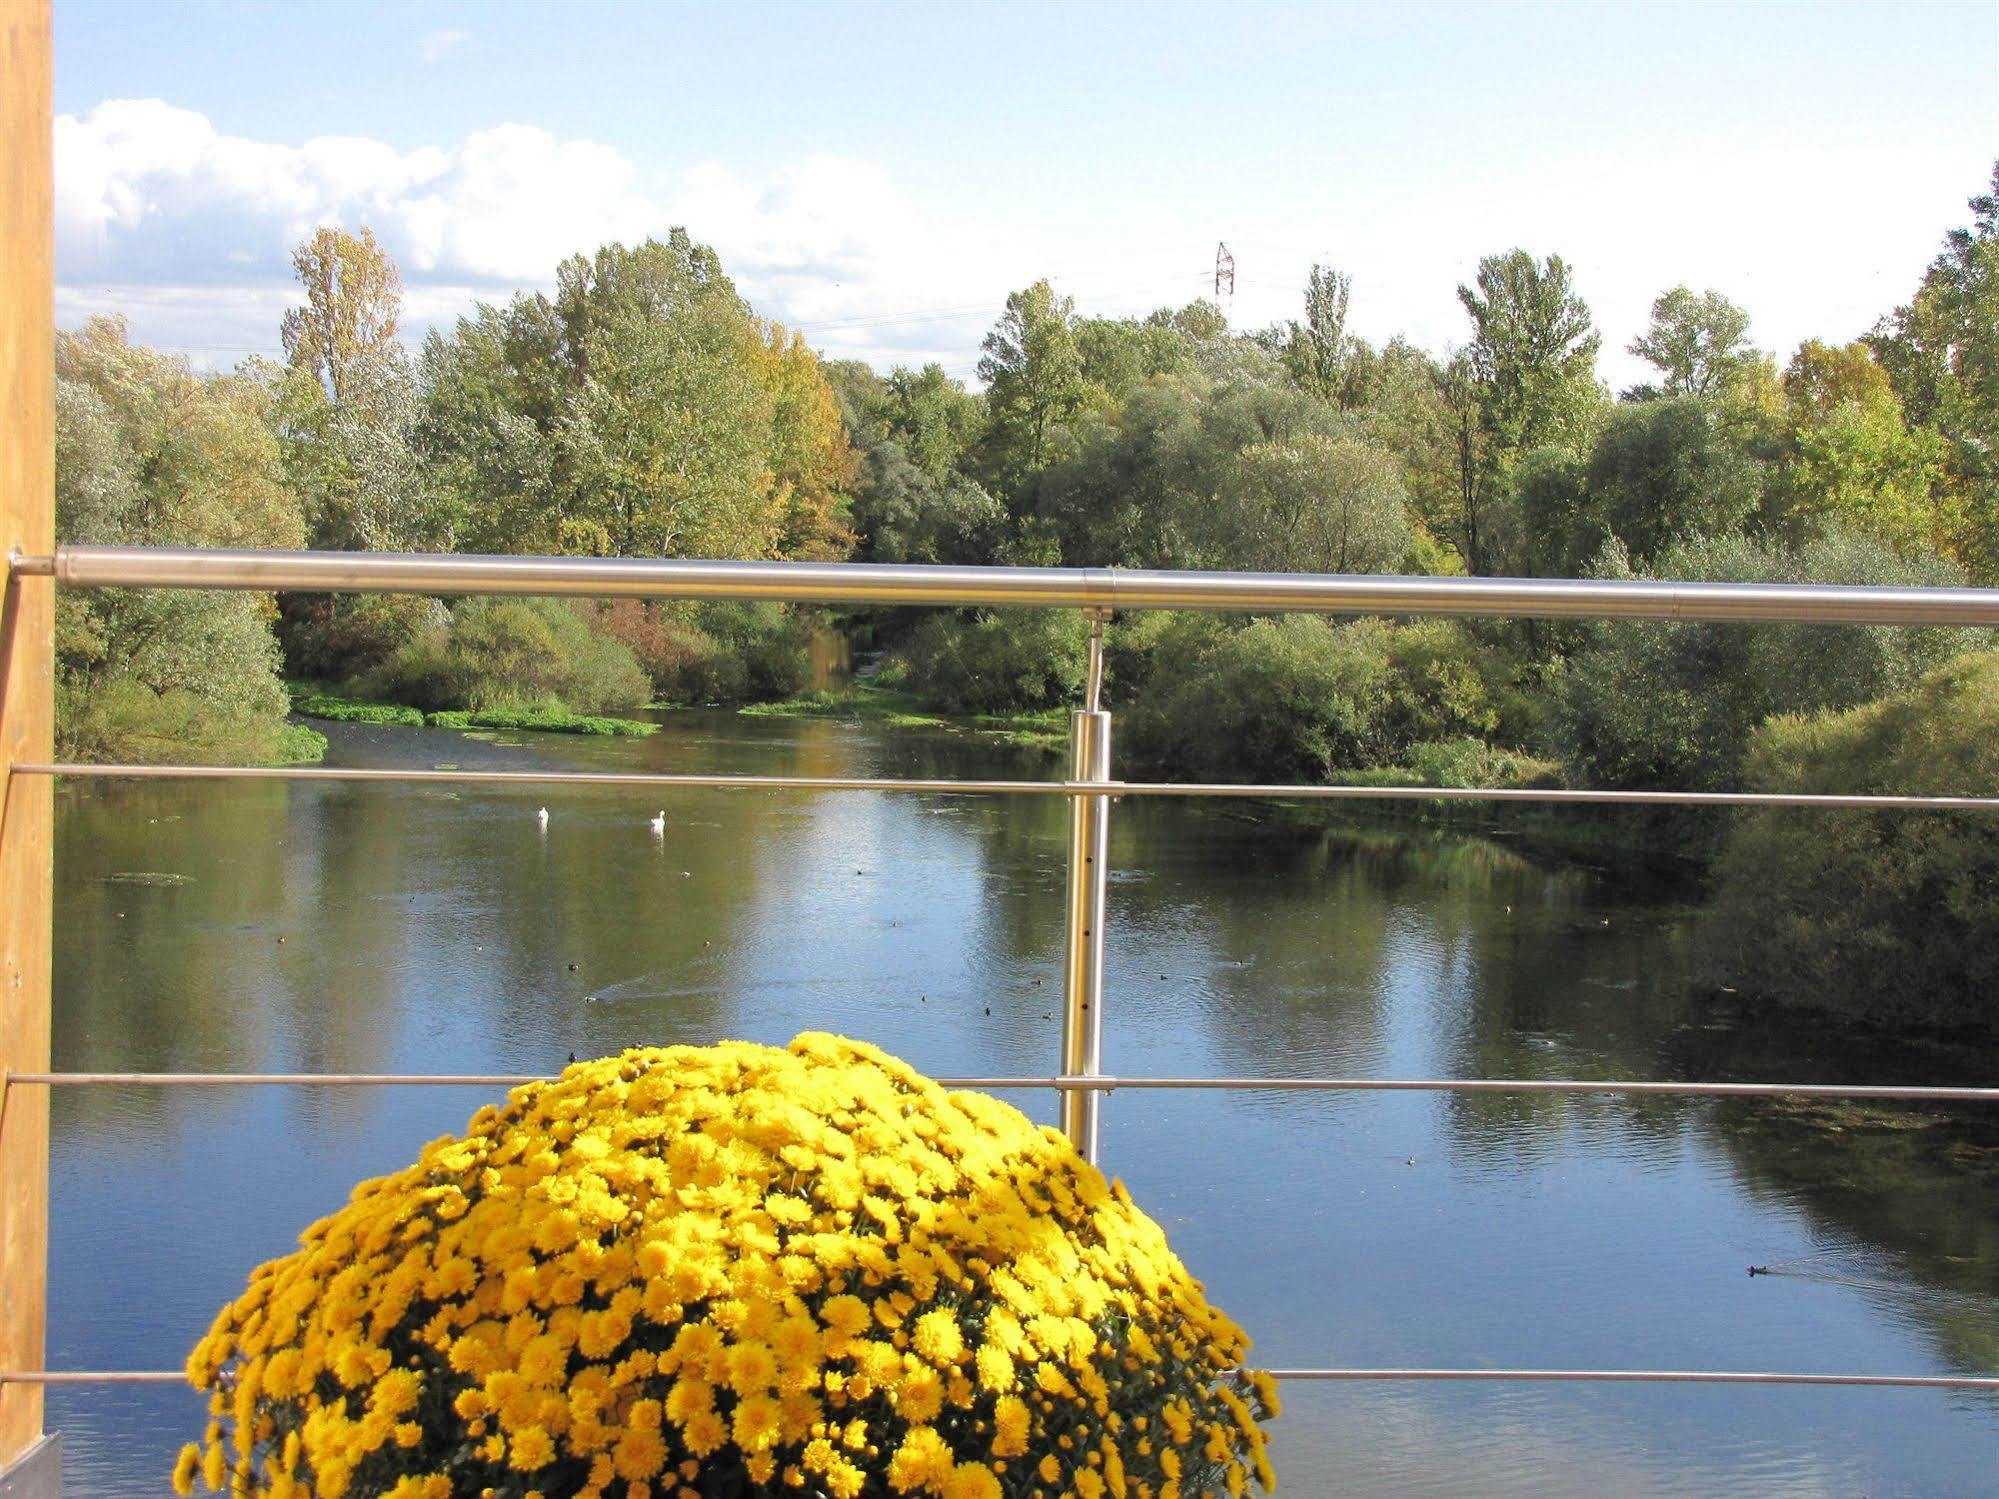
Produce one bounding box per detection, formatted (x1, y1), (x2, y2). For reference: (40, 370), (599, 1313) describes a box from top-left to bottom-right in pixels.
(177, 1034), (1278, 1498)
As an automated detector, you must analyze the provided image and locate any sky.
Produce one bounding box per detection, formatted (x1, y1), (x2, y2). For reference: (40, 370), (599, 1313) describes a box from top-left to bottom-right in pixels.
(52, 0), (1999, 389)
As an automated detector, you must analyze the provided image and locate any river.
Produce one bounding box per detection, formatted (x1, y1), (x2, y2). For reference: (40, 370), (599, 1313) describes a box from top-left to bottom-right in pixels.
(44, 711), (1999, 1495)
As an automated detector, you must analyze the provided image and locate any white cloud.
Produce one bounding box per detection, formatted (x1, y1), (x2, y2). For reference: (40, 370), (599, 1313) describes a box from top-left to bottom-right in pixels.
(419, 28), (472, 64)
(54, 98), (1025, 372)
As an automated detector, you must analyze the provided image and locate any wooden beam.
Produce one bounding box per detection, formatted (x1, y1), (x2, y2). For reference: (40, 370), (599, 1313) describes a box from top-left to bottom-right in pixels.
(0, 0), (53, 1468)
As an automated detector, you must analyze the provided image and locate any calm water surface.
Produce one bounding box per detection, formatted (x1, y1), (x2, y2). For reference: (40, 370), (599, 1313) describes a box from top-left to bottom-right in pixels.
(47, 713), (1999, 1495)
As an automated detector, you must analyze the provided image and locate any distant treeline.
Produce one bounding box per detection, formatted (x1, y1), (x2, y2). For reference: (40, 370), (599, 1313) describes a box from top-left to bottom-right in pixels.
(53, 166), (1999, 1028)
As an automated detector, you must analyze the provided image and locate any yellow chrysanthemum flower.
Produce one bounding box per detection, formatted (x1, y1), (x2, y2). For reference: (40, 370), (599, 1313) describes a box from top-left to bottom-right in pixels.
(176, 1036), (1275, 1496)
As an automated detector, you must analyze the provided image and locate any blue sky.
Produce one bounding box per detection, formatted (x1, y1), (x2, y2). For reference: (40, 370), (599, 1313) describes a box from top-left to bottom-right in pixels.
(53, 0), (1999, 386)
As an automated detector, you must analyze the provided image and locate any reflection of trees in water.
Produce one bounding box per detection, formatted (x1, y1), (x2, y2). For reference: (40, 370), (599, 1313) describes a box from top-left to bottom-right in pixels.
(1064, 799), (1999, 1383)
(1668, 1012), (1999, 1377)
(1107, 810), (1402, 1080)
(53, 777), (370, 1142)
(1711, 1094), (1999, 1375)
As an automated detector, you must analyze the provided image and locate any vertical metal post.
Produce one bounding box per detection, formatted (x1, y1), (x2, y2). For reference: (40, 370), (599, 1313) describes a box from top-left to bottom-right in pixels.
(1060, 611), (1111, 1163)
(0, 0), (54, 1480)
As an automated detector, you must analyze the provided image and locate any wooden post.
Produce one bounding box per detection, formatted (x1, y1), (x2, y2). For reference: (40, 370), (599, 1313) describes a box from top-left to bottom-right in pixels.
(0, 0), (54, 1471)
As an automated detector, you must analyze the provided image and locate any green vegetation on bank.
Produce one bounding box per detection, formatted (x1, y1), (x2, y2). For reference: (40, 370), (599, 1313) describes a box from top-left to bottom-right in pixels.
(290, 693), (425, 726)
(423, 707), (656, 737)
(291, 691), (655, 737)
(1709, 651), (1999, 1031)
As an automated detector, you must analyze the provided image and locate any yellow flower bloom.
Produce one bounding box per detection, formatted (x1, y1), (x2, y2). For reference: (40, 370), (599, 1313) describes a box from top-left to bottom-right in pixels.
(943, 1463), (1003, 1499)
(175, 1036), (1275, 1496)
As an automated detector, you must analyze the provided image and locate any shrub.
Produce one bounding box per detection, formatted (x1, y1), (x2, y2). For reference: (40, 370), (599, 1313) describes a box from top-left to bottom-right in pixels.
(177, 1035), (1278, 1497)
(364, 597), (650, 715)
(591, 601), (816, 705)
(1560, 529), (1982, 792)
(897, 610), (1088, 716)
(1121, 615), (1526, 783)
(1707, 651), (1999, 1030)
(671, 603), (814, 704)
(56, 671), (326, 768)
(1388, 737), (1563, 790)
(278, 594), (450, 683)
(54, 591), (301, 766)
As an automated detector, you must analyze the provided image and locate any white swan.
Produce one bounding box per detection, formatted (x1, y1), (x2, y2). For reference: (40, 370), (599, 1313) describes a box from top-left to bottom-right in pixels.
(536, 807), (549, 827)
(649, 810), (666, 835)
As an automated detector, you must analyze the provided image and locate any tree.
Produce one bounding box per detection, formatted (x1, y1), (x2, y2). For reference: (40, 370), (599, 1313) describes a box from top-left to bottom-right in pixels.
(273, 227), (446, 552)
(1511, 447), (1593, 576)
(1870, 161), (1999, 577)
(1456, 249), (1604, 461)
(1582, 397), (1765, 561)
(280, 226), (404, 406)
(418, 232), (858, 563)
(878, 364), (983, 479)
(1629, 286), (1757, 399)
(1221, 432), (1412, 574)
(754, 323), (858, 560)
(1359, 339), (1463, 569)
(1709, 650), (1999, 1029)
(977, 280), (1087, 482)
(1438, 351), (1500, 573)
(1560, 528), (1974, 794)
(848, 442), (1006, 565)
(1284, 264), (1372, 409)
(54, 318), (305, 763)
(1775, 340), (1953, 559)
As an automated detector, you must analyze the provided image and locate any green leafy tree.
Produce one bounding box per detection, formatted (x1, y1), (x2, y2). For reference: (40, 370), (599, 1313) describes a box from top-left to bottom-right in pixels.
(849, 443), (1006, 565)
(54, 318), (306, 763)
(1774, 340), (1953, 559)
(1359, 339), (1464, 569)
(1582, 397), (1766, 562)
(274, 227), (446, 552)
(1438, 350), (1501, 573)
(1220, 432), (1412, 573)
(1709, 650), (1999, 1029)
(1283, 264), (1373, 409)
(1073, 314), (1197, 405)
(1511, 447), (1593, 576)
(418, 232), (857, 563)
(977, 279), (1088, 482)
(1628, 286), (1757, 399)
(878, 364), (984, 479)
(1560, 528), (1975, 793)
(1457, 249), (1604, 462)
(1870, 161), (1999, 577)
(554, 237), (778, 557)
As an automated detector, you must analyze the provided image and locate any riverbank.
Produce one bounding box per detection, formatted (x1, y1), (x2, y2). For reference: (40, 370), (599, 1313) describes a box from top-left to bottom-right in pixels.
(290, 690), (658, 738)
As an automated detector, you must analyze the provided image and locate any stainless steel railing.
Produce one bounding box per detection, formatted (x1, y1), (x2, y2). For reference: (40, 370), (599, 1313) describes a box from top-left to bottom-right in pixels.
(6, 543), (1999, 1400)
(19, 542), (1999, 623)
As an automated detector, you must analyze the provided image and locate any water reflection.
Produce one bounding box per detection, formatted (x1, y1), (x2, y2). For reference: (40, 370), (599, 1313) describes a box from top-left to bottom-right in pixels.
(46, 713), (1998, 1495)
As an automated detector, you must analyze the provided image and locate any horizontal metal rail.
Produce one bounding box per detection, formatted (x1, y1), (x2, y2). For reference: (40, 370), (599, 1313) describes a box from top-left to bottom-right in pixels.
(5, 1367), (1995, 1389)
(18, 764), (1999, 811)
(13, 1074), (1999, 1101)
(18, 545), (1999, 625)
(17, 764), (1060, 796)
(1259, 1369), (1999, 1390)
